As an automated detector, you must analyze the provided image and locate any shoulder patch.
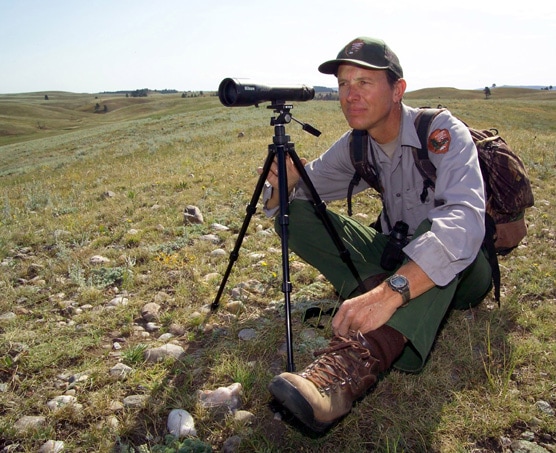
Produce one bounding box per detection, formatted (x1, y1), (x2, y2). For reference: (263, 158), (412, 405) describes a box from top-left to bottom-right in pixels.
(428, 129), (451, 154)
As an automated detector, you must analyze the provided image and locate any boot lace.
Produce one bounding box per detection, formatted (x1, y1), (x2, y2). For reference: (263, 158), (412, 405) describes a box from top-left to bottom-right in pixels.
(301, 332), (378, 394)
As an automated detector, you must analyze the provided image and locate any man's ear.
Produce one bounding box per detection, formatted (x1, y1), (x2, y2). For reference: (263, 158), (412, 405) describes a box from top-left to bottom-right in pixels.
(394, 78), (407, 102)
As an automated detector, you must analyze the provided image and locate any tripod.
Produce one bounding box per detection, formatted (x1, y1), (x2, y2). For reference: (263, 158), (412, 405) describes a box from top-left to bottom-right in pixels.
(211, 101), (365, 372)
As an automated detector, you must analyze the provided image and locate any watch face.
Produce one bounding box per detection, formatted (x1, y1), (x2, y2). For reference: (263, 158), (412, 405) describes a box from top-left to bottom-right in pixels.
(390, 275), (407, 289)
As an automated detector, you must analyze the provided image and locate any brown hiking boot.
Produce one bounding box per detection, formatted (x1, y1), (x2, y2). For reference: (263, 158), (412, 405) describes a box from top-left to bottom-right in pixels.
(268, 331), (380, 432)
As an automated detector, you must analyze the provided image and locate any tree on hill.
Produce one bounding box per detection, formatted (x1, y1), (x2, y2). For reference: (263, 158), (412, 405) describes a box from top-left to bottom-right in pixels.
(484, 86), (491, 99)
(130, 89), (148, 97)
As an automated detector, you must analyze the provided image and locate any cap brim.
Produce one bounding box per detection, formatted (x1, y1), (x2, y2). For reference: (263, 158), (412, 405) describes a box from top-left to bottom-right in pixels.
(318, 58), (391, 75)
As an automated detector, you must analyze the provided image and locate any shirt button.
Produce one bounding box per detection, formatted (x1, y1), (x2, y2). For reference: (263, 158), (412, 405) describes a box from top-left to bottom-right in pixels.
(395, 193), (401, 197)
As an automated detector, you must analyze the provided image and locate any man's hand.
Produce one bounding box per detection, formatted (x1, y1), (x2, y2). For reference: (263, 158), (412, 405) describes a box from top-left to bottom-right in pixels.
(332, 285), (399, 337)
(258, 156), (307, 210)
(332, 261), (435, 336)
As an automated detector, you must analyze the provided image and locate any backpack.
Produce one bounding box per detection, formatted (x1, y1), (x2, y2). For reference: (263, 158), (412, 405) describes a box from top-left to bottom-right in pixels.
(347, 108), (535, 303)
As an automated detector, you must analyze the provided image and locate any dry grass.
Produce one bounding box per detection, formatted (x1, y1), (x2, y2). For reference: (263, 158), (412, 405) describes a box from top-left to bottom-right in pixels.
(0, 87), (555, 452)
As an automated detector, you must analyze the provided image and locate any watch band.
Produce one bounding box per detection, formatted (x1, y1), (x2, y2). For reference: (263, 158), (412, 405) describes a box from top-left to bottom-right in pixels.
(386, 274), (410, 307)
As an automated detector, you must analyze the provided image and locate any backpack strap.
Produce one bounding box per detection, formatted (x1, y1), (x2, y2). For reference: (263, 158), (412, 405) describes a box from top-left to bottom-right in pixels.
(348, 129), (381, 216)
(484, 213), (501, 305)
(413, 108), (442, 202)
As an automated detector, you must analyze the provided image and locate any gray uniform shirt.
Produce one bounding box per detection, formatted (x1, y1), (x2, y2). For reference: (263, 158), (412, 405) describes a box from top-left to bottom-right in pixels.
(263, 104), (486, 286)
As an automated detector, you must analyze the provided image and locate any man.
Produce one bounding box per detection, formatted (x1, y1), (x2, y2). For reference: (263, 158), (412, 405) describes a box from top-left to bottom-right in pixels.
(261, 37), (493, 433)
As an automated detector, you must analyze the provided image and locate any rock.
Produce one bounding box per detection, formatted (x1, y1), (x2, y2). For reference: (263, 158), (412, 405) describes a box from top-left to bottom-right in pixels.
(0, 312), (16, 321)
(536, 400), (555, 416)
(234, 410), (255, 425)
(184, 205), (204, 224)
(211, 223), (230, 231)
(153, 291), (171, 304)
(123, 394), (148, 408)
(145, 322), (161, 332)
(109, 401), (124, 412)
(211, 249), (227, 257)
(248, 253), (265, 260)
(110, 363), (133, 378)
(167, 409), (197, 438)
(38, 440), (65, 452)
(144, 343), (185, 363)
(197, 382), (242, 412)
(200, 234), (220, 244)
(13, 415), (47, 433)
(222, 435), (242, 453)
(90, 255), (110, 264)
(158, 333), (174, 341)
(238, 329), (256, 341)
(203, 272), (221, 281)
(511, 439), (550, 453)
(169, 323), (186, 336)
(225, 301), (245, 315)
(108, 296), (128, 307)
(47, 395), (81, 410)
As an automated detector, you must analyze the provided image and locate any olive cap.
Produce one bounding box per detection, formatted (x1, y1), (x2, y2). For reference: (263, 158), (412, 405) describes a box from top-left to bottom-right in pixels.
(318, 37), (403, 78)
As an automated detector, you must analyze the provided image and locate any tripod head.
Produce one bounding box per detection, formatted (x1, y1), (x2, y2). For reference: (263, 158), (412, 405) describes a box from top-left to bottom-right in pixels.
(268, 101), (321, 138)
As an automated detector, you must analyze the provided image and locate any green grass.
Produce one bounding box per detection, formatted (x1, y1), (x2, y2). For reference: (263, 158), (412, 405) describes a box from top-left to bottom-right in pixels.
(1, 87), (555, 452)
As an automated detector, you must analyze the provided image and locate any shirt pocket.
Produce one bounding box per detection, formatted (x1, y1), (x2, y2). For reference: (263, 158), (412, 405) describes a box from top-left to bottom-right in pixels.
(401, 184), (435, 230)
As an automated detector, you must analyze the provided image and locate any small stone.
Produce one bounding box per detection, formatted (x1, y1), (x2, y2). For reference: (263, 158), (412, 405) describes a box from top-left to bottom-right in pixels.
(109, 401), (124, 412)
(110, 363), (133, 378)
(141, 302), (161, 322)
(248, 253), (265, 260)
(211, 223), (230, 231)
(184, 205), (204, 224)
(197, 382), (242, 412)
(0, 312), (16, 321)
(222, 435), (242, 453)
(90, 255), (110, 264)
(234, 410), (255, 425)
(225, 301), (245, 315)
(47, 395), (79, 410)
(145, 344), (185, 363)
(536, 400), (555, 416)
(200, 234), (220, 244)
(123, 394), (148, 408)
(167, 409), (197, 438)
(169, 323), (186, 336)
(13, 415), (46, 433)
(108, 296), (128, 307)
(145, 322), (161, 332)
(211, 249), (227, 257)
(105, 415), (119, 430)
(158, 333), (174, 341)
(38, 440), (65, 452)
(238, 329), (256, 341)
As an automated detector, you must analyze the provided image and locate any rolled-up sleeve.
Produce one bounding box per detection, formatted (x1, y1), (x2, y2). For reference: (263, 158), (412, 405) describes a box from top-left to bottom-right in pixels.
(403, 113), (485, 286)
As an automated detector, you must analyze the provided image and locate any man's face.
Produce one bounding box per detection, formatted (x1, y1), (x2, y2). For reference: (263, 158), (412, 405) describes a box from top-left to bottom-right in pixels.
(337, 64), (402, 135)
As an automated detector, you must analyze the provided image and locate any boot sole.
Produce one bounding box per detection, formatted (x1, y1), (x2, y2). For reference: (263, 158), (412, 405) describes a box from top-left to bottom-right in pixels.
(268, 375), (333, 433)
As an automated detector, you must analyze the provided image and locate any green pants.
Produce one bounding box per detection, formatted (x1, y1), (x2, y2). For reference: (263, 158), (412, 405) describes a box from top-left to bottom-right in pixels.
(277, 200), (492, 372)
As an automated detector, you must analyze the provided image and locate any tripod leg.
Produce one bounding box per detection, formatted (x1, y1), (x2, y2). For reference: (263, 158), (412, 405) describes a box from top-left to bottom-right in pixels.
(287, 145), (367, 294)
(275, 143), (296, 372)
(210, 149), (275, 312)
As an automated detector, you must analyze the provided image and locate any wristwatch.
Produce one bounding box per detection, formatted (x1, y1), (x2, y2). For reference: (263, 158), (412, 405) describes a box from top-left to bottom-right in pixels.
(386, 274), (410, 307)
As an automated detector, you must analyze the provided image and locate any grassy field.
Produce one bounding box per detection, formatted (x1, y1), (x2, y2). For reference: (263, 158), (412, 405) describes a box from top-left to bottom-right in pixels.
(0, 87), (555, 452)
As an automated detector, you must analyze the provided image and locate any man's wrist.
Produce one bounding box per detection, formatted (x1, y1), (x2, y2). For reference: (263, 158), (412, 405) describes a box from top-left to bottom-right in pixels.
(385, 274), (410, 307)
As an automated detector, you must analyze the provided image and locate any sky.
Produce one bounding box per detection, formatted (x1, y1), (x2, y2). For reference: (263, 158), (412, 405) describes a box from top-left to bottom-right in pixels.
(0, 0), (554, 94)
